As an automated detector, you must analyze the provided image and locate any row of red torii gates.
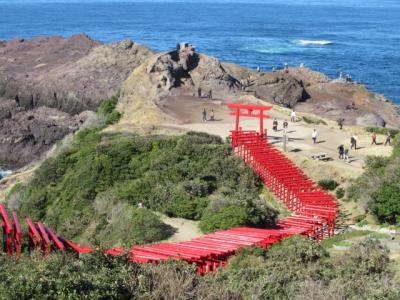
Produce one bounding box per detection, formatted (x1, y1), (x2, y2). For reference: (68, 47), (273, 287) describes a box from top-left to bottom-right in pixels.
(0, 103), (338, 274)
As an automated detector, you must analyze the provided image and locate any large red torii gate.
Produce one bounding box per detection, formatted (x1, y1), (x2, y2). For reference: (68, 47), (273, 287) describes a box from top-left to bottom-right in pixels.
(227, 103), (272, 135)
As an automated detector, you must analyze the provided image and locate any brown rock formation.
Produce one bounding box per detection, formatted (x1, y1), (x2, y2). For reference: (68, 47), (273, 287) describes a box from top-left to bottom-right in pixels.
(0, 34), (154, 114)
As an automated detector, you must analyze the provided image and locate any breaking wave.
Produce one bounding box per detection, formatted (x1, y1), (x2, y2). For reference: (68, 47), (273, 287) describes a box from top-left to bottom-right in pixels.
(298, 40), (332, 46)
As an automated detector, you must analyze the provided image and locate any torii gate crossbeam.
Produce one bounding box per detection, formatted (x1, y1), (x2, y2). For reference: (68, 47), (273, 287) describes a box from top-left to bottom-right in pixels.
(227, 103), (272, 135)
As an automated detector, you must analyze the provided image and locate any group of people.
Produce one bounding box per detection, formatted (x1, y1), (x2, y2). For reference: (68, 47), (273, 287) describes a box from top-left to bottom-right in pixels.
(337, 144), (350, 163)
(371, 131), (392, 146)
(272, 118), (289, 131)
(202, 108), (215, 122)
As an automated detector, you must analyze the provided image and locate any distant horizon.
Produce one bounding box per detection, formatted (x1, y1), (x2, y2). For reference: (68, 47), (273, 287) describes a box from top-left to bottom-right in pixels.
(1, 0), (400, 8)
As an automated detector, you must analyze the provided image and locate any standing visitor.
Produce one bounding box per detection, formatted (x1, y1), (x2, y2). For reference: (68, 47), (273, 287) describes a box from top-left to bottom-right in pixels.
(198, 87), (202, 98)
(208, 90), (213, 99)
(385, 132), (391, 146)
(210, 109), (215, 121)
(273, 118), (278, 131)
(312, 129), (318, 144)
(202, 108), (207, 122)
(290, 110), (296, 122)
(283, 119), (289, 129)
(371, 132), (377, 145)
(284, 62), (289, 73)
(338, 144), (344, 160)
(353, 134), (358, 149)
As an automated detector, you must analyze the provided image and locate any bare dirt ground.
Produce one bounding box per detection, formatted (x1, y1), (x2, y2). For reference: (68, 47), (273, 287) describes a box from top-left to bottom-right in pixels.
(159, 214), (203, 243)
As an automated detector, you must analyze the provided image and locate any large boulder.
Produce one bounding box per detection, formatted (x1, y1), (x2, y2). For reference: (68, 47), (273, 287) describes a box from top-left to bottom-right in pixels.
(356, 113), (386, 127)
(246, 72), (307, 108)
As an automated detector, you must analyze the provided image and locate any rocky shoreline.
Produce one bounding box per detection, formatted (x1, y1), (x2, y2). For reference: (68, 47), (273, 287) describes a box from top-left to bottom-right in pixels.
(1, 34), (399, 169)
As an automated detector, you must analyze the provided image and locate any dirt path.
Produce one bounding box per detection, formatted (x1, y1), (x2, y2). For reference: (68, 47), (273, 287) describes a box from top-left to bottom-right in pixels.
(159, 214), (203, 243)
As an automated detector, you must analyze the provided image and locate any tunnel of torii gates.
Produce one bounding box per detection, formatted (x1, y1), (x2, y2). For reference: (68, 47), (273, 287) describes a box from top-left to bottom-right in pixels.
(0, 103), (338, 275)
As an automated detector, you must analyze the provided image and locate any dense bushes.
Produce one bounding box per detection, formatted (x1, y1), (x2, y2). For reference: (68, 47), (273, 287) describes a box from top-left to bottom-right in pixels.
(372, 184), (400, 224)
(207, 237), (399, 299)
(347, 134), (400, 225)
(14, 131), (276, 246)
(0, 237), (397, 299)
(317, 179), (339, 191)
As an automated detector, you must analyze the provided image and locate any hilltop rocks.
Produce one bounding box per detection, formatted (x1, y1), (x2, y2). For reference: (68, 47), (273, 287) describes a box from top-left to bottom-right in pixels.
(189, 54), (240, 97)
(145, 44), (240, 95)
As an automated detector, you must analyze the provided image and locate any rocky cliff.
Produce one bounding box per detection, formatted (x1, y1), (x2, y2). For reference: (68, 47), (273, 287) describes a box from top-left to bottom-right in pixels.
(0, 35), (154, 168)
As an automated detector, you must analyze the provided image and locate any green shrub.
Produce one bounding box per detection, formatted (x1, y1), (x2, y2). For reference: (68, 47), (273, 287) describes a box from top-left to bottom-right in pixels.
(199, 204), (249, 233)
(372, 184), (400, 224)
(365, 126), (400, 137)
(354, 214), (366, 223)
(335, 187), (345, 199)
(318, 179), (339, 191)
(97, 94), (121, 125)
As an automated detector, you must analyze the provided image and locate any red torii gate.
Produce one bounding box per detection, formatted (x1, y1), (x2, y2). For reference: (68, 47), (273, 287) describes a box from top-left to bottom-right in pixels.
(227, 103), (272, 135)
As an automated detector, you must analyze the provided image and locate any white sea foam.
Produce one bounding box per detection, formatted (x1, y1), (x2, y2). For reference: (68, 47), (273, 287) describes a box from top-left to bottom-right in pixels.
(298, 40), (332, 46)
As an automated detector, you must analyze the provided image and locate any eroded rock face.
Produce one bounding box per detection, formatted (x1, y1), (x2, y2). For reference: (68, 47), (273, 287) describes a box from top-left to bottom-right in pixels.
(145, 44), (240, 96)
(0, 35), (154, 168)
(0, 34), (154, 114)
(0, 99), (82, 169)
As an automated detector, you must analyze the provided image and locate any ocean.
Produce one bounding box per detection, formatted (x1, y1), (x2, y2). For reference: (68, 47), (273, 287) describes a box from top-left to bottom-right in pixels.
(0, 0), (399, 103)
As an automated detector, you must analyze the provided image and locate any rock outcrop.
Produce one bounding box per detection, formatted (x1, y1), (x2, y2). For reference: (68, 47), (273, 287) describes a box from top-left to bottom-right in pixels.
(0, 34), (154, 114)
(0, 99), (82, 169)
(0, 35), (154, 168)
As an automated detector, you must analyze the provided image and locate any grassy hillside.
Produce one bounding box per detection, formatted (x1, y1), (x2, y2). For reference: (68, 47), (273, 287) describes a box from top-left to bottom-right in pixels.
(347, 134), (400, 226)
(12, 129), (277, 247)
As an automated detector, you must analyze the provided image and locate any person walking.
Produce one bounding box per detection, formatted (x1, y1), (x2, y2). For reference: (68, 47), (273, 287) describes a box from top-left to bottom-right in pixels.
(338, 144), (344, 160)
(385, 132), (391, 146)
(198, 87), (202, 98)
(202, 108), (207, 122)
(283, 119), (288, 129)
(337, 118), (344, 130)
(351, 134), (358, 150)
(208, 90), (213, 99)
(371, 132), (377, 145)
(344, 148), (350, 163)
(273, 118), (278, 131)
(290, 110), (296, 123)
(312, 128), (318, 144)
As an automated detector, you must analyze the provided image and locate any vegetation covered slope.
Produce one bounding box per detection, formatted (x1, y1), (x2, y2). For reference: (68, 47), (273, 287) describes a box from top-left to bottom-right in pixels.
(0, 237), (398, 300)
(347, 134), (400, 225)
(12, 128), (276, 247)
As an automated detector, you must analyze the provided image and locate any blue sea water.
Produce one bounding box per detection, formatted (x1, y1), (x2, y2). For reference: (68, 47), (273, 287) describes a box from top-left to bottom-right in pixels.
(0, 0), (399, 103)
